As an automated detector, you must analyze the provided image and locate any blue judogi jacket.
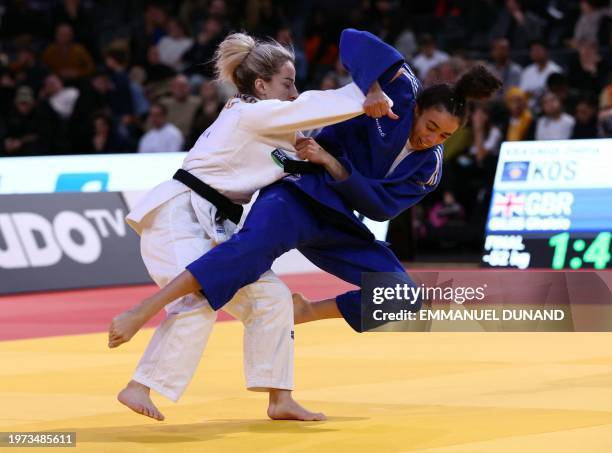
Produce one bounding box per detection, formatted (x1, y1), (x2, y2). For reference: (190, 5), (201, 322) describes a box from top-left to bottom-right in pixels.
(285, 29), (443, 238)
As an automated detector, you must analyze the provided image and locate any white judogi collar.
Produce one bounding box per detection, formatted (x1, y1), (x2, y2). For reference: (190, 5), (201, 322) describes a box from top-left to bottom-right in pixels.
(386, 140), (415, 177)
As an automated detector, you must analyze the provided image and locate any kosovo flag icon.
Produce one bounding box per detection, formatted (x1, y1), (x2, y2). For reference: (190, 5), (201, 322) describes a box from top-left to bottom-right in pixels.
(502, 161), (530, 182)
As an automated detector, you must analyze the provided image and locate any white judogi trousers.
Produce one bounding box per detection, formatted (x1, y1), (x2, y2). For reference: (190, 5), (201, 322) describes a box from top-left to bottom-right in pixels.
(132, 192), (294, 402)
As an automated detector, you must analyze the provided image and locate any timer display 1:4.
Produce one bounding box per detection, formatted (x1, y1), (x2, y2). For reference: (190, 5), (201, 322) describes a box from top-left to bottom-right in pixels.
(548, 232), (611, 269)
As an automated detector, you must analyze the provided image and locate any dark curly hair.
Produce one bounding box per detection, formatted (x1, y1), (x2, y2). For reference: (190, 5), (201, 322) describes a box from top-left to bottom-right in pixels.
(416, 65), (502, 125)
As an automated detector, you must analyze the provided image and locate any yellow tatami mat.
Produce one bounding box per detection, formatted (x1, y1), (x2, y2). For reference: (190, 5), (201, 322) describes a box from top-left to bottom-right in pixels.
(1, 320), (611, 452)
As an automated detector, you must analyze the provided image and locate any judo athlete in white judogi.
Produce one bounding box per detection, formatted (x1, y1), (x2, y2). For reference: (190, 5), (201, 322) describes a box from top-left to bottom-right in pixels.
(109, 32), (395, 421)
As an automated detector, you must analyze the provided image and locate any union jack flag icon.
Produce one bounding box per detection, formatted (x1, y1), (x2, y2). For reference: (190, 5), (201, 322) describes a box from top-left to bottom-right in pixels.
(492, 192), (525, 217)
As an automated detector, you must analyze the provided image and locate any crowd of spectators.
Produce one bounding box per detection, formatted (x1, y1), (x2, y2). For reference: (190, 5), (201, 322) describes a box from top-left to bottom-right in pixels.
(1, 0), (611, 253)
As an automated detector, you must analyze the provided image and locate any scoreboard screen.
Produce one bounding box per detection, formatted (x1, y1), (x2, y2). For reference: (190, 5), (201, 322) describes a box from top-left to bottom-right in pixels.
(482, 139), (612, 270)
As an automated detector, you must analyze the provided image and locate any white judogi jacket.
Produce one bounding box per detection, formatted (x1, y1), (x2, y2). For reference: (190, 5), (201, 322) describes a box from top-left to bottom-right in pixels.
(126, 82), (372, 236)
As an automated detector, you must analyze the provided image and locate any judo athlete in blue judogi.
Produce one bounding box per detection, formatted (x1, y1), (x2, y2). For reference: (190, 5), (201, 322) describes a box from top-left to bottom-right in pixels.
(177, 29), (502, 332)
(112, 30), (501, 341)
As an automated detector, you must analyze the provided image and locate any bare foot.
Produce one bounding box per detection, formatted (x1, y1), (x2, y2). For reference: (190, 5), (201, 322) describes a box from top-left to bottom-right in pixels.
(108, 306), (148, 348)
(117, 380), (165, 421)
(267, 390), (326, 421)
(292, 293), (315, 324)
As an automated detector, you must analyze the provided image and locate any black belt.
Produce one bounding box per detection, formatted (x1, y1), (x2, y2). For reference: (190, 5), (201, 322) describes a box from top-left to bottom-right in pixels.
(173, 169), (243, 224)
(283, 160), (319, 174)
(272, 148), (319, 174)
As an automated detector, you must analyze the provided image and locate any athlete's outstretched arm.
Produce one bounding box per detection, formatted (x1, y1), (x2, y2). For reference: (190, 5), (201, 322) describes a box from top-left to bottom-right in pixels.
(239, 28), (406, 140)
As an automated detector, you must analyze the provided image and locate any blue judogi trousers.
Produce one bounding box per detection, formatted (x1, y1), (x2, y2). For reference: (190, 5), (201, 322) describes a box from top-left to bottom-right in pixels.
(187, 182), (419, 332)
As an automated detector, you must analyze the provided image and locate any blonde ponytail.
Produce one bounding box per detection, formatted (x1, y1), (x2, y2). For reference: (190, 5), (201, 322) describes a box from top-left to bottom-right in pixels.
(213, 31), (294, 95)
(214, 32), (256, 86)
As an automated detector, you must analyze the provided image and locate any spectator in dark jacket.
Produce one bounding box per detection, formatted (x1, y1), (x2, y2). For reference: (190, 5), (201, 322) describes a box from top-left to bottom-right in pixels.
(571, 97), (600, 139)
(2, 86), (45, 156)
(69, 70), (112, 152)
(86, 112), (133, 153)
(183, 17), (225, 79)
(8, 48), (48, 94)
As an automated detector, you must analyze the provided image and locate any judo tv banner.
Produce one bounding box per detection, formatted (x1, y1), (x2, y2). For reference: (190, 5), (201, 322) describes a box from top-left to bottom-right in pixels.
(361, 271), (612, 332)
(0, 192), (151, 294)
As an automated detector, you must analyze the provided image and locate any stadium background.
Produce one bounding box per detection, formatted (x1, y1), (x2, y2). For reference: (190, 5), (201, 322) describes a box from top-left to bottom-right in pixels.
(1, 1), (612, 452)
